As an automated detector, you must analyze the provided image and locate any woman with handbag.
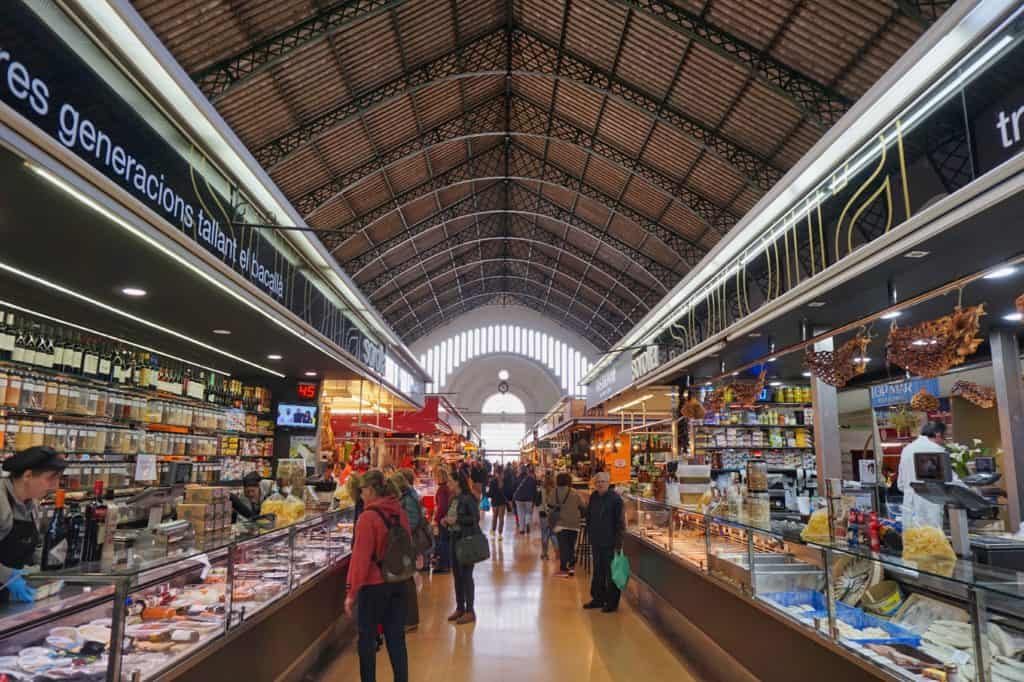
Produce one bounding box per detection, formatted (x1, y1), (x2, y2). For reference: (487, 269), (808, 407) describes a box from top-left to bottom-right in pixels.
(538, 471), (557, 560)
(486, 465), (507, 537)
(550, 472), (584, 577)
(444, 473), (484, 625)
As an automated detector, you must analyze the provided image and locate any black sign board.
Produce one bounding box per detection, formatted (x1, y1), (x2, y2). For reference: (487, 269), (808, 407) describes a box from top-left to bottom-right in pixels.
(0, 2), (391, 377)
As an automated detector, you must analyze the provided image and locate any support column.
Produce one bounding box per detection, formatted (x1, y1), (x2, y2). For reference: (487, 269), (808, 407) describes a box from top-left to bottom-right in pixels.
(990, 328), (1024, 531)
(670, 387), (680, 460)
(811, 337), (843, 481)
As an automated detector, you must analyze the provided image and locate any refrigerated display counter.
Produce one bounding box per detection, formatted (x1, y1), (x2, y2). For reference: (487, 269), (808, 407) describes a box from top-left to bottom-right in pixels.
(0, 509), (354, 681)
(623, 494), (1024, 682)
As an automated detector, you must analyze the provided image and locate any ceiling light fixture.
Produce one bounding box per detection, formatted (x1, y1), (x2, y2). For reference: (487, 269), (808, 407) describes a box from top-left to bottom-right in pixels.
(912, 339), (929, 346)
(1003, 312), (1022, 322)
(983, 266), (1017, 279)
(802, 371), (812, 377)
(608, 394), (654, 414)
(121, 287), (147, 297)
(305, 371), (318, 377)
(267, 354), (283, 360)
(212, 329), (231, 335)
(853, 357), (871, 363)
(767, 356), (777, 362)
(808, 301), (826, 308)
(904, 250), (930, 259)
(0, 297), (229, 376)
(880, 311), (902, 319)
(0, 258), (283, 377)
(769, 381), (782, 387)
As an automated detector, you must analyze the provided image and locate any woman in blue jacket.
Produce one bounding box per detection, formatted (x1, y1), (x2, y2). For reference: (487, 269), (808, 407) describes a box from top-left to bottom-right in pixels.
(512, 467), (538, 534)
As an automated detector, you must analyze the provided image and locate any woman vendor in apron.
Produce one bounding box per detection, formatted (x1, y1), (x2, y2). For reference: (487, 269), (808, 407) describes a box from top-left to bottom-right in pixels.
(0, 446), (66, 602)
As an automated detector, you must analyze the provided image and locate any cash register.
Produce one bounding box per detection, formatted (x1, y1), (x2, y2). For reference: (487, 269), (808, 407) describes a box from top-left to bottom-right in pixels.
(910, 452), (1024, 568)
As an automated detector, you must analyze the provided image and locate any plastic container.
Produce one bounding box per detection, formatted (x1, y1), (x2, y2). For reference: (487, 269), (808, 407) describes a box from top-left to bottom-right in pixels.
(4, 375), (21, 408)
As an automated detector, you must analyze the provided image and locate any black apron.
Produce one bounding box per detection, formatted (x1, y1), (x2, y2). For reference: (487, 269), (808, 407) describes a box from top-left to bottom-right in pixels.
(0, 489), (40, 602)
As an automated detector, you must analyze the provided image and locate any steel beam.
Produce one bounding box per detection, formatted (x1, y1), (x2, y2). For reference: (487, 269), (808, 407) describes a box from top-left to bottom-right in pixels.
(192, 0), (407, 99)
(610, 0), (850, 127)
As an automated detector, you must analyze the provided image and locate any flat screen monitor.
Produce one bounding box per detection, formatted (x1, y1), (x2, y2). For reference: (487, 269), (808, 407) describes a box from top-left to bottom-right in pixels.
(276, 403), (317, 428)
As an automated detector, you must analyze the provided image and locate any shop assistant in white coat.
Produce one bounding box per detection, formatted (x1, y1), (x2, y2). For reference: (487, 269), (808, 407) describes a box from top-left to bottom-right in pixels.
(897, 421), (957, 528)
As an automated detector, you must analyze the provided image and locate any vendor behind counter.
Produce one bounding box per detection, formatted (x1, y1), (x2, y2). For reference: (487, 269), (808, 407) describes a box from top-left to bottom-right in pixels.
(0, 446), (67, 603)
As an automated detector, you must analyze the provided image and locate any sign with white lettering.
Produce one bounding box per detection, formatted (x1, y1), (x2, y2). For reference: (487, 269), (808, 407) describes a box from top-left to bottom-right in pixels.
(631, 344), (663, 381)
(586, 353), (632, 409)
(966, 37), (1024, 175)
(869, 378), (941, 408)
(0, 3), (394, 378)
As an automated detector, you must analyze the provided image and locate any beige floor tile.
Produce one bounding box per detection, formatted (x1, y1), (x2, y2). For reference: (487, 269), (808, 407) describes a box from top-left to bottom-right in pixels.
(316, 513), (704, 682)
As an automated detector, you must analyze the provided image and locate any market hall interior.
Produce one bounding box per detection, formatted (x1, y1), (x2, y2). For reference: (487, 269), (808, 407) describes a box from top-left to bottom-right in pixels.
(0, 2), (1023, 682)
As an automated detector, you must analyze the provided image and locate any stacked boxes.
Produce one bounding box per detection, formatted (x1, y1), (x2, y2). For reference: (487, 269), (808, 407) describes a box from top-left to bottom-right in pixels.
(178, 486), (231, 533)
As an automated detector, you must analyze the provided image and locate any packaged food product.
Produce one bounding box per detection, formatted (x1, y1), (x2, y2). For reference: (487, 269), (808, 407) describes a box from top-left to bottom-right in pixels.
(801, 508), (831, 543)
(902, 526), (957, 562)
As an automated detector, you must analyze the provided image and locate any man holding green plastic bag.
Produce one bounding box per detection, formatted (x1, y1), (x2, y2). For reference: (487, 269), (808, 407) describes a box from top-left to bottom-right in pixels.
(583, 472), (626, 613)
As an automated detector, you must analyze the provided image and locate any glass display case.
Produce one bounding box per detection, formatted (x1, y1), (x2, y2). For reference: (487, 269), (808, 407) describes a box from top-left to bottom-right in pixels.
(0, 508), (353, 681)
(623, 494), (1024, 682)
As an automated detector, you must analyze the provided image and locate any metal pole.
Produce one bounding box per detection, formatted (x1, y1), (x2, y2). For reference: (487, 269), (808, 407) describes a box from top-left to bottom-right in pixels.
(670, 387), (680, 460)
(969, 586), (991, 682)
(990, 328), (1024, 531)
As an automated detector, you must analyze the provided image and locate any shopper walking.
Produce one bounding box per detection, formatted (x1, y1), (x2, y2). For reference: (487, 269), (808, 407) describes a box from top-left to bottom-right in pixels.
(391, 472), (422, 632)
(502, 464), (519, 530)
(513, 467), (538, 535)
(584, 472), (625, 613)
(399, 469), (432, 573)
(486, 466), (507, 537)
(433, 468), (453, 574)
(444, 473), (482, 624)
(550, 472), (584, 577)
(344, 470), (410, 682)
(539, 471), (557, 559)
(469, 459), (487, 499)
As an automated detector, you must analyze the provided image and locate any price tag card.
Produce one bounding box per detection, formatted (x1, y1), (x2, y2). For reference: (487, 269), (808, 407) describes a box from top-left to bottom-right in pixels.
(134, 454), (158, 482)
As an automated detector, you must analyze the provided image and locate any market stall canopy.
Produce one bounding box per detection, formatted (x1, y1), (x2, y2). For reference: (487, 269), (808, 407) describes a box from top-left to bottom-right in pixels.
(129, 0), (946, 350)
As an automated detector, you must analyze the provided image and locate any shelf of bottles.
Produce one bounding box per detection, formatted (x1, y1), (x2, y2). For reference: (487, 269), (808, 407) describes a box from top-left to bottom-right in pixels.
(0, 308), (275, 469)
(691, 385), (815, 471)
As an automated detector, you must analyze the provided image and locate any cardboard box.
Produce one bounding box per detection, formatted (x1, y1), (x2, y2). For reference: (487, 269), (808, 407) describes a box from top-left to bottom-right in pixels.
(184, 486), (227, 503)
(178, 503), (214, 525)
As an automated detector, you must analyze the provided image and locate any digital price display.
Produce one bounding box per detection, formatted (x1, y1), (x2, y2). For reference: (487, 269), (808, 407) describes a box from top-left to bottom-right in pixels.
(297, 382), (318, 400)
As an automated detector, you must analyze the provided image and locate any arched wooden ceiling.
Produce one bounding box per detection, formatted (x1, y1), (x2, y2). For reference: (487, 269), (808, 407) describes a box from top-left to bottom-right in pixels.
(133, 0), (950, 349)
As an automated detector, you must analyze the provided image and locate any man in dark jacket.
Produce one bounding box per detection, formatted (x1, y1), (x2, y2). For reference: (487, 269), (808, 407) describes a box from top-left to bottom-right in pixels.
(502, 465), (519, 530)
(584, 472), (625, 613)
(512, 467), (539, 534)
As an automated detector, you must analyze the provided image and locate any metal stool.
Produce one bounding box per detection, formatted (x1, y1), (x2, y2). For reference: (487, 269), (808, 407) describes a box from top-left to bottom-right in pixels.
(575, 520), (591, 574)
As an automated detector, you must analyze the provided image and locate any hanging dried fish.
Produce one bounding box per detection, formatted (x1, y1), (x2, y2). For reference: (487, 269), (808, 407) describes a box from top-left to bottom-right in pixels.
(680, 398), (706, 420)
(731, 369), (767, 407)
(951, 380), (996, 408)
(886, 304), (985, 377)
(804, 330), (871, 387)
(909, 387), (940, 412)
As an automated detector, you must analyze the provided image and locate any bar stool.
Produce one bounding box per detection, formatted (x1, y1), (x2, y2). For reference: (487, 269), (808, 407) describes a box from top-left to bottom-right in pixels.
(575, 519), (591, 574)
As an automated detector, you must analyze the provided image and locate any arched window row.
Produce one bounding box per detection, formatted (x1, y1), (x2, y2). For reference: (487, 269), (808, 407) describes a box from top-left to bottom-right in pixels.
(417, 325), (591, 395)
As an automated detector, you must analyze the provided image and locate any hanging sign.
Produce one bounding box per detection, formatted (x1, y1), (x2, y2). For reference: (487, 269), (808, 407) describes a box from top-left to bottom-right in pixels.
(631, 344), (663, 381)
(869, 378), (941, 408)
(586, 352), (632, 409)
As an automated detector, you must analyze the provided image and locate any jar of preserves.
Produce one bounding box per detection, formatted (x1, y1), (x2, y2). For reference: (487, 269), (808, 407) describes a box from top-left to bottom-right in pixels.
(4, 374), (21, 408)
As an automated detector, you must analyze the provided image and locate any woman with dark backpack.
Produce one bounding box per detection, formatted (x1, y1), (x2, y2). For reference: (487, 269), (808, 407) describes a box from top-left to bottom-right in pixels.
(391, 472), (424, 633)
(345, 469), (411, 682)
(444, 473), (483, 624)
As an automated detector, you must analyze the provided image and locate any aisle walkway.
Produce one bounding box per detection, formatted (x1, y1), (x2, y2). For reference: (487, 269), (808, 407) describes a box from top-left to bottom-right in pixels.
(318, 511), (703, 682)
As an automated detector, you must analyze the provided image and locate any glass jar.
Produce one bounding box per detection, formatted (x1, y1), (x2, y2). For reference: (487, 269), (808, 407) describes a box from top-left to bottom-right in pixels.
(95, 390), (108, 419)
(747, 460), (768, 492)
(4, 375), (22, 408)
(43, 425), (57, 448)
(55, 383), (70, 413)
(13, 421), (32, 451)
(30, 423), (44, 447)
(43, 381), (59, 412)
(0, 374), (7, 407)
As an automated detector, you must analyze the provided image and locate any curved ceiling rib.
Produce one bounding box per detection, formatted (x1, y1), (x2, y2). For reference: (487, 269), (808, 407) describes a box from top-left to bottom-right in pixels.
(136, 0), (948, 350)
(368, 229), (655, 311)
(392, 276), (619, 347)
(252, 28), (781, 191)
(292, 97), (738, 239)
(376, 255), (643, 324)
(341, 184), (674, 291)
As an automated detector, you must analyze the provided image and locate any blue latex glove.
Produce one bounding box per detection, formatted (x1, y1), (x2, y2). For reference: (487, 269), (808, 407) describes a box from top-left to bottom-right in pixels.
(6, 573), (36, 603)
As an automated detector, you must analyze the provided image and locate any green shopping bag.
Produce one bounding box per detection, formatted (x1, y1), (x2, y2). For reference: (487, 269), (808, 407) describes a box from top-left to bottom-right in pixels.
(611, 550), (630, 590)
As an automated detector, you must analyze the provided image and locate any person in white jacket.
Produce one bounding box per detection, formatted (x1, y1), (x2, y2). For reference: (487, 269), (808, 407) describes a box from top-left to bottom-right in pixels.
(897, 421), (954, 528)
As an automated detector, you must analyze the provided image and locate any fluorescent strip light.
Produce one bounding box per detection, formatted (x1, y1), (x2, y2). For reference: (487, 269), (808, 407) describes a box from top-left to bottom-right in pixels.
(984, 266), (1017, 279)
(0, 258), (283, 377)
(609, 394), (655, 414)
(25, 162), (343, 374)
(582, 3), (1017, 382)
(0, 297), (229, 376)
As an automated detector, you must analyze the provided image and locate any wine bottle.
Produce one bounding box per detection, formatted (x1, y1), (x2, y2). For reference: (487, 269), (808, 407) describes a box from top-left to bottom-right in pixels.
(0, 312), (12, 361)
(11, 320), (26, 364)
(64, 502), (85, 567)
(23, 324), (38, 367)
(111, 349), (124, 384)
(52, 329), (66, 372)
(98, 344), (112, 380)
(41, 489), (69, 571)
(70, 334), (84, 375)
(40, 327), (54, 370)
(82, 338), (99, 377)
(81, 481), (107, 563)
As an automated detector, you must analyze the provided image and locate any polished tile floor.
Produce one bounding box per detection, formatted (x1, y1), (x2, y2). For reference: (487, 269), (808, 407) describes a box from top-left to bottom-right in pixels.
(318, 512), (703, 682)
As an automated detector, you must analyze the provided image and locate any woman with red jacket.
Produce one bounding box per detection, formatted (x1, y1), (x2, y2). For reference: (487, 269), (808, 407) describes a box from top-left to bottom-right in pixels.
(344, 469), (410, 682)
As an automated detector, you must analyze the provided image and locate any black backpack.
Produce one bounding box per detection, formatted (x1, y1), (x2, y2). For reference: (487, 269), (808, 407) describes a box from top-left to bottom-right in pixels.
(368, 508), (417, 583)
